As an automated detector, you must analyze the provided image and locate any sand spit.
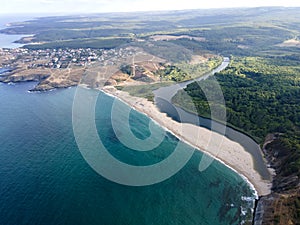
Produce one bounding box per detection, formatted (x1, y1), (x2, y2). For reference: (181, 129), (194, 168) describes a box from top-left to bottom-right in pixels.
(102, 86), (272, 196)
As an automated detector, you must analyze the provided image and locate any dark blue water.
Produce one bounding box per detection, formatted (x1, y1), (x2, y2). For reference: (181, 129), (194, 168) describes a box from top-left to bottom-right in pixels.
(0, 82), (256, 225)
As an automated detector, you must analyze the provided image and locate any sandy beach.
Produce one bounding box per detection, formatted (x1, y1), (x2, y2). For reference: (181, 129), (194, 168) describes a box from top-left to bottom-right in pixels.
(102, 86), (272, 196)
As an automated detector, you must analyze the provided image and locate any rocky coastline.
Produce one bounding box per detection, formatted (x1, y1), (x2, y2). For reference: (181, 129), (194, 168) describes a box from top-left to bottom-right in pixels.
(1, 60), (299, 225)
(253, 135), (300, 224)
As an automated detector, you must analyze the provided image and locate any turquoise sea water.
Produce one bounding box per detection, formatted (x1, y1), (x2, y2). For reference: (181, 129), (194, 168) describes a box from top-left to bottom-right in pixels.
(0, 16), (256, 224)
(0, 81), (256, 225)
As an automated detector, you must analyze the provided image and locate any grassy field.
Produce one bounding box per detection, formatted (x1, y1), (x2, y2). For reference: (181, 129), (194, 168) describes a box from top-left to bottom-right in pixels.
(116, 82), (173, 101)
(0, 7), (298, 58)
(2, 8), (300, 223)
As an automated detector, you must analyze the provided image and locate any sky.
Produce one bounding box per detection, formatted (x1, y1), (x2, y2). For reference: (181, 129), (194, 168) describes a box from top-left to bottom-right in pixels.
(2, 0), (300, 15)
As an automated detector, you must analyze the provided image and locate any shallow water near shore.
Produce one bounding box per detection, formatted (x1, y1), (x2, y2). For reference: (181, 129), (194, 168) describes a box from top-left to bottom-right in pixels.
(0, 82), (256, 224)
(0, 17), (257, 224)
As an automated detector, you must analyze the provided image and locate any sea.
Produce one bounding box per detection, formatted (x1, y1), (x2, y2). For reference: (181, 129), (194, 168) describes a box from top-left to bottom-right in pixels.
(0, 16), (256, 225)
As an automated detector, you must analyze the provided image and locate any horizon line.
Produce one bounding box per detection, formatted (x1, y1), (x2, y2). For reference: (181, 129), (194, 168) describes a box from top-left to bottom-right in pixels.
(0, 5), (299, 16)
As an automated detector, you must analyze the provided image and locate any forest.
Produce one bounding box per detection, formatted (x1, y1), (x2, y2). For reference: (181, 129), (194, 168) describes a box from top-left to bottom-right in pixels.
(173, 56), (300, 188)
(1, 7), (300, 223)
(1, 7), (299, 56)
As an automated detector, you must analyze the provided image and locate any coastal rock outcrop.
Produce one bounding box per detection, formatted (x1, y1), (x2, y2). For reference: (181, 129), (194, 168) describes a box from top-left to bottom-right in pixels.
(0, 73), (49, 83)
(254, 135), (300, 224)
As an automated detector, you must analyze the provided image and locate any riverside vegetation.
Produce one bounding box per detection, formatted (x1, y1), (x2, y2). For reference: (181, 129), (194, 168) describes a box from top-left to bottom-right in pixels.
(173, 56), (300, 224)
(1, 7), (300, 224)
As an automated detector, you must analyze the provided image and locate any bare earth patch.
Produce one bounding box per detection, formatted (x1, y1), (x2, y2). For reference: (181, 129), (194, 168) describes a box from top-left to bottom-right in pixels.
(277, 39), (300, 48)
(150, 34), (205, 42)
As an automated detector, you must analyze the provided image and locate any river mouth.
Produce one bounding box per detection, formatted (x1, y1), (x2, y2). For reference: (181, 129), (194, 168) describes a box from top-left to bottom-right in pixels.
(0, 16), (261, 223)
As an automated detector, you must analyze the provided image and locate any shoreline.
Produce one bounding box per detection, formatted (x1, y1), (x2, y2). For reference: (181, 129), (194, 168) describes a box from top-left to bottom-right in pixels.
(102, 85), (272, 196)
(173, 101), (263, 144)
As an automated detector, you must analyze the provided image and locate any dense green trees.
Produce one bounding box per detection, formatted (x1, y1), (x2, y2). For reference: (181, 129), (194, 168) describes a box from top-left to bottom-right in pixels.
(173, 56), (300, 182)
(174, 56), (300, 138)
(173, 57), (300, 173)
(25, 38), (132, 50)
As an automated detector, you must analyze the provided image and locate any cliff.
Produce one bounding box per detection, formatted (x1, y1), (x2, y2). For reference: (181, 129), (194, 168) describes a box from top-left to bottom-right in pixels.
(254, 135), (300, 225)
(0, 67), (84, 91)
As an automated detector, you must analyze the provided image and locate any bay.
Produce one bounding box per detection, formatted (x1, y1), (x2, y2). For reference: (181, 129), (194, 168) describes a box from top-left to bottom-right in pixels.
(0, 16), (256, 225)
(0, 82), (255, 225)
(0, 15), (35, 48)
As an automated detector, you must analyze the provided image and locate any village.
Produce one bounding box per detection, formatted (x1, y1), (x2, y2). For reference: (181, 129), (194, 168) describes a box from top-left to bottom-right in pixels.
(0, 47), (137, 69)
(0, 46), (148, 91)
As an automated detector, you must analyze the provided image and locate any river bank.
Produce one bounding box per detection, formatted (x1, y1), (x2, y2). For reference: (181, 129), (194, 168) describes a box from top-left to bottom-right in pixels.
(153, 58), (272, 181)
(0, 51), (273, 196)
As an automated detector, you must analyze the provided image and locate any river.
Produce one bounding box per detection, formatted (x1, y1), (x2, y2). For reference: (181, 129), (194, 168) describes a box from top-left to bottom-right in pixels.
(0, 17), (258, 225)
(154, 58), (271, 181)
